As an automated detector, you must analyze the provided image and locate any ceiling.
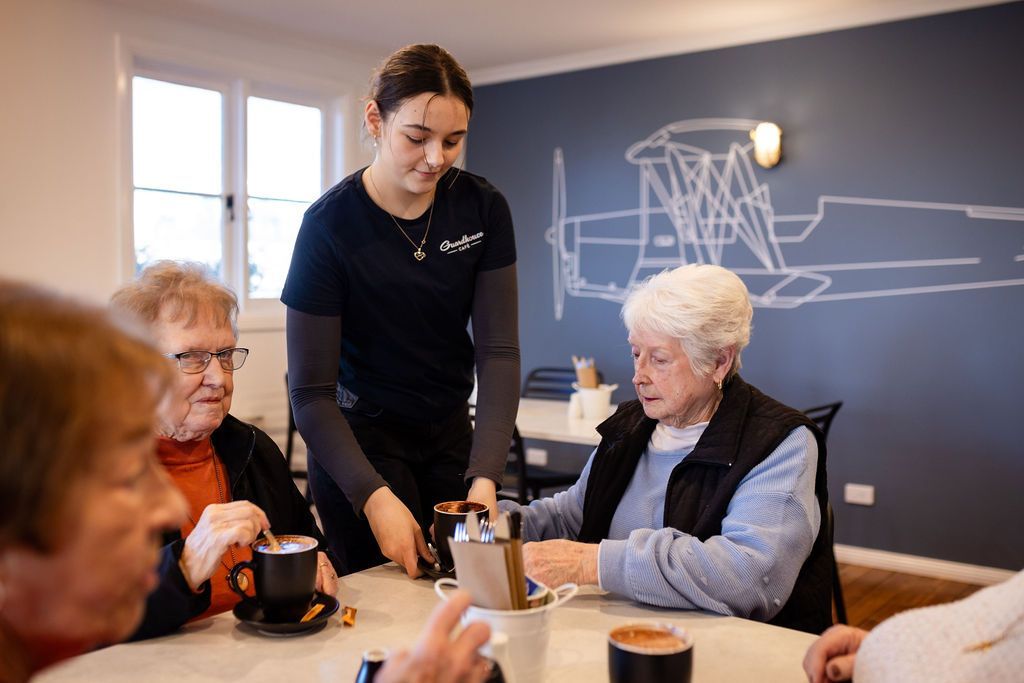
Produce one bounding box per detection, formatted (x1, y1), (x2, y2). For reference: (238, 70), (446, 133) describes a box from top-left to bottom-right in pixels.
(113, 0), (1007, 83)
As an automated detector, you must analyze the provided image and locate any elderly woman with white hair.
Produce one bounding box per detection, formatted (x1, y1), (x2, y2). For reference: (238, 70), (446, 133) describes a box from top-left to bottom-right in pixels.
(502, 264), (833, 634)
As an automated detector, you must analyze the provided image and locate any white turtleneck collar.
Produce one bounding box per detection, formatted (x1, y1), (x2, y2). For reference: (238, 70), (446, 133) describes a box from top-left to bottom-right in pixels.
(649, 420), (709, 454)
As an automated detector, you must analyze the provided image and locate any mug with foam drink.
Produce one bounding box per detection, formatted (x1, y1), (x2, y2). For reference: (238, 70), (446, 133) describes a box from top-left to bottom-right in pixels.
(608, 622), (693, 683)
(433, 500), (489, 573)
(228, 534), (319, 622)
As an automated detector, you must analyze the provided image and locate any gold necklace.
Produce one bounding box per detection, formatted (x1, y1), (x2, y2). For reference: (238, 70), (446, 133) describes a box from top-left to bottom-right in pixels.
(365, 166), (434, 262)
(185, 454), (249, 592)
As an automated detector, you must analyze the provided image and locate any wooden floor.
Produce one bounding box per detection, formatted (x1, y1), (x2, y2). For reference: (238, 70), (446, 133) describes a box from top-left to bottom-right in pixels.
(838, 563), (983, 630)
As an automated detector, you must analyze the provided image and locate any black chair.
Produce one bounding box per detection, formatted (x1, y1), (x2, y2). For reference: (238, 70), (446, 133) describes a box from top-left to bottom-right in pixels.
(503, 366), (601, 501)
(284, 374), (313, 506)
(803, 402), (843, 441)
(803, 401), (846, 624)
(496, 425), (580, 504)
(825, 501), (847, 624)
(466, 406), (579, 504)
(521, 366), (604, 399)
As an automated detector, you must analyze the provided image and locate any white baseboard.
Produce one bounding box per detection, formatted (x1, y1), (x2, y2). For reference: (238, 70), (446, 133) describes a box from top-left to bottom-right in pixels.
(835, 544), (1017, 586)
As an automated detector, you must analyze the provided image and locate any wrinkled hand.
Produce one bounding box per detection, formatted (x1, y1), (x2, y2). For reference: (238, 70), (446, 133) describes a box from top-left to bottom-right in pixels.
(364, 487), (432, 578)
(802, 624), (868, 683)
(467, 477), (498, 523)
(376, 590), (492, 683)
(180, 501), (269, 591)
(522, 539), (599, 587)
(315, 551), (338, 596)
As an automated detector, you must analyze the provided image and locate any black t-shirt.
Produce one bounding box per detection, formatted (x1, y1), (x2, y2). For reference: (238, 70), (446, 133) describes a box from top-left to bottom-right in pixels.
(281, 167), (517, 421)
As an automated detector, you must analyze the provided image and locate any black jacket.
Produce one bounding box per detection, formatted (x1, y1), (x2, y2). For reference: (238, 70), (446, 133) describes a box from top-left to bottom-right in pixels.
(129, 415), (328, 641)
(578, 376), (833, 634)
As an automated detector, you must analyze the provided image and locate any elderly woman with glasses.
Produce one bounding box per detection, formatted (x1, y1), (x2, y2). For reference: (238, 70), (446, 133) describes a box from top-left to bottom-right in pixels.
(111, 261), (337, 640)
(501, 264), (833, 634)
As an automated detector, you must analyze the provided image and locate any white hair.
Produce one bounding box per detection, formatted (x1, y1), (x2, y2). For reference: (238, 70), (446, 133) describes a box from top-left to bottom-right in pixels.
(621, 264), (753, 378)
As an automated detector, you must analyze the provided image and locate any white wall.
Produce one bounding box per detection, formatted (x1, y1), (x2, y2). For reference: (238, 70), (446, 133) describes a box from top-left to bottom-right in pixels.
(0, 0), (378, 438)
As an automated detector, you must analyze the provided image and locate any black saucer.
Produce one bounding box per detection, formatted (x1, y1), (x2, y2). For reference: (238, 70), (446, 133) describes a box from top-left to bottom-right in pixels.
(233, 591), (339, 637)
(417, 558), (455, 581)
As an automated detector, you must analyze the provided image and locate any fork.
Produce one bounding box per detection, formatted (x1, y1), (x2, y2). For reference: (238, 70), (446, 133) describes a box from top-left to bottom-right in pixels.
(478, 519), (497, 543)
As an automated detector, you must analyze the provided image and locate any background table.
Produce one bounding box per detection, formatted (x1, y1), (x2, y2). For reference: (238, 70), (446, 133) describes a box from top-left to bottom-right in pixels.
(38, 564), (817, 682)
(515, 398), (609, 447)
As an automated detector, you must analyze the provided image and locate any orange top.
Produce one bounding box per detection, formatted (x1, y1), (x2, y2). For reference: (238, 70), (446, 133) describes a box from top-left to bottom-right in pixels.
(158, 436), (254, 620)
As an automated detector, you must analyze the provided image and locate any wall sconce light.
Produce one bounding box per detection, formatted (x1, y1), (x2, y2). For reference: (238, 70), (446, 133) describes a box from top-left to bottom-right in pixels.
(751, 122), (782, 169)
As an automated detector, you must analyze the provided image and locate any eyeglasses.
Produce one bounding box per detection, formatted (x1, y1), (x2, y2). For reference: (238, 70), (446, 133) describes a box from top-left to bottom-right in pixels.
(162, 347), (249, 374)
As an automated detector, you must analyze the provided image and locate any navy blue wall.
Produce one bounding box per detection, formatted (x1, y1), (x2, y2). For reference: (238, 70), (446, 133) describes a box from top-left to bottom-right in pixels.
(469, 2), (1024, 569)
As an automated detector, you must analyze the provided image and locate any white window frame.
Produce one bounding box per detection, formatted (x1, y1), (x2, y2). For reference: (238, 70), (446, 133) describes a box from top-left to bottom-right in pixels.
(116, 36), (351, 331)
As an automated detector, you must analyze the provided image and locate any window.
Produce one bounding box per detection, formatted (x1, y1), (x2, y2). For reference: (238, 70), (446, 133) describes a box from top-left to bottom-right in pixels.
(127, 60), (341, 316)
(132, 78), (225, 274)
(245, 96), (322, 299)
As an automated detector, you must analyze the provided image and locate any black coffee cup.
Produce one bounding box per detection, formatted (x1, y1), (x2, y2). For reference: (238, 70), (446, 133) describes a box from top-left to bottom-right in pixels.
(608, 622), (693, 683)
(432, 500), (489, 573)
(228, 534), (318, 623)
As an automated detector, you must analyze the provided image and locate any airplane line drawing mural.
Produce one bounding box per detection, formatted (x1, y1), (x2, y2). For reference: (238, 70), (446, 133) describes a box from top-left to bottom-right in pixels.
(546, 118), (1024, 319)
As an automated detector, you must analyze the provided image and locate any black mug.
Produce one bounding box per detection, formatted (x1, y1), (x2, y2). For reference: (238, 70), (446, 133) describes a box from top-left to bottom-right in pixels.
(228, 534), (318, 623)
(608, 623), (693, 683)
(432, 501), (489, 573)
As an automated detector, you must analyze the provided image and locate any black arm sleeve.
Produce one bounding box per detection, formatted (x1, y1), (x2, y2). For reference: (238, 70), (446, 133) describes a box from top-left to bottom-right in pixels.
(466, 264), (521, 485)
(128, 540), (210, 641)
(286, 308), (387, 514)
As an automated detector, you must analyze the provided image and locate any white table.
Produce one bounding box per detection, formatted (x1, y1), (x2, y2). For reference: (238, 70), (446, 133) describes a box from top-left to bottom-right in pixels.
(38, 564), (816, 682)
(515, 398), (609, 447)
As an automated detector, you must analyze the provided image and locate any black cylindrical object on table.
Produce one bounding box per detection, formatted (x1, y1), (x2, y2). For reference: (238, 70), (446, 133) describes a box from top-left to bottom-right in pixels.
(355, 649), (387, 683)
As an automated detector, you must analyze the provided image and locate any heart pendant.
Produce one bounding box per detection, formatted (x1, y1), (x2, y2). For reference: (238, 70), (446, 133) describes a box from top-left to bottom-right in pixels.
(236, 572), (250, 592)
(414, 250), (426, 261)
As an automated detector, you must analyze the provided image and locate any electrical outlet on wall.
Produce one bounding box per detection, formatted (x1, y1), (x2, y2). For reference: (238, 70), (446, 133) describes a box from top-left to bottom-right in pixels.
(525, 447), (548, 466)
(844, 483), (875, 506)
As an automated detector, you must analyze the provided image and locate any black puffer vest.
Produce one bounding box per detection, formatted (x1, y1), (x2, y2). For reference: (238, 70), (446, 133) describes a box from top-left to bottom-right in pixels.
(578, 376), (833, 634)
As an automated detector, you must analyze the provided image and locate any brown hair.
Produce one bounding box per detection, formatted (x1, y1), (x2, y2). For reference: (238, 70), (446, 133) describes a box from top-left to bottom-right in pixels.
(0, 279), (171, 551)
(110, 261), (238, 338)
(369, 44), (474, 122)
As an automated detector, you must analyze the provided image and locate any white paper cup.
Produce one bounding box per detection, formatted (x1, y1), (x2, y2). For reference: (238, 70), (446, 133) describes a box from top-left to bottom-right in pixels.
(436, 578), (578, 683)
(568, 392), (583, 419)
(575, 383), (618, 420)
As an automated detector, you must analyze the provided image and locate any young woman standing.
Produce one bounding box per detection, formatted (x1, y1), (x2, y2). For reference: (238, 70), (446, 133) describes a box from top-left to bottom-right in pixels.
(282, 44), (519, 577)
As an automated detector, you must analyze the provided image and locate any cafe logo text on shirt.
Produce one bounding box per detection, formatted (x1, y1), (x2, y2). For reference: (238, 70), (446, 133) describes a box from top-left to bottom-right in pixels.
(440, 231), (484, 254)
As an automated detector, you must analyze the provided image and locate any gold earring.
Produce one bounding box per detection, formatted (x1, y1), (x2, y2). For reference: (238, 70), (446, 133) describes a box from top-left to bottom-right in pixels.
(717, 378), (723, 391)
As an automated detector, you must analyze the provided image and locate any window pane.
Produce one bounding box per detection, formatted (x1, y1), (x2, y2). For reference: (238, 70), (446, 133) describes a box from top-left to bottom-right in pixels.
(134, 189), (222, 276)
(133, 77), (222, 194)
(247, 97), (322, 201)
(247, 198), (306, 299)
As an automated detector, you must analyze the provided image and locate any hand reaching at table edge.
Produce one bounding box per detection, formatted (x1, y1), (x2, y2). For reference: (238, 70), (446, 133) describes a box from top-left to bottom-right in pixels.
(364, 486), (434, 578)
(375, 590), (493, 683)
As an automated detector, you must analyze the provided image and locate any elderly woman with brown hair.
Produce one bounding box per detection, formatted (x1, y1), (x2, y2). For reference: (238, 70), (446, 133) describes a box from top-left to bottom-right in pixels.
(111, 261), (337, 639)
(502, 264), (834, 634)
(0, 280), (187, 681)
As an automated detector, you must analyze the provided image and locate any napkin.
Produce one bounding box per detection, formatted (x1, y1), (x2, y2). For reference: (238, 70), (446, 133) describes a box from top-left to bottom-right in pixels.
(448, 539), (515, 610)
(572, 355), (599, 388)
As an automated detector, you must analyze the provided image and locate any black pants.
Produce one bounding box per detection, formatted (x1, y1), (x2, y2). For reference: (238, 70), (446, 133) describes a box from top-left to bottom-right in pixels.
(308, 403), (473, 576)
